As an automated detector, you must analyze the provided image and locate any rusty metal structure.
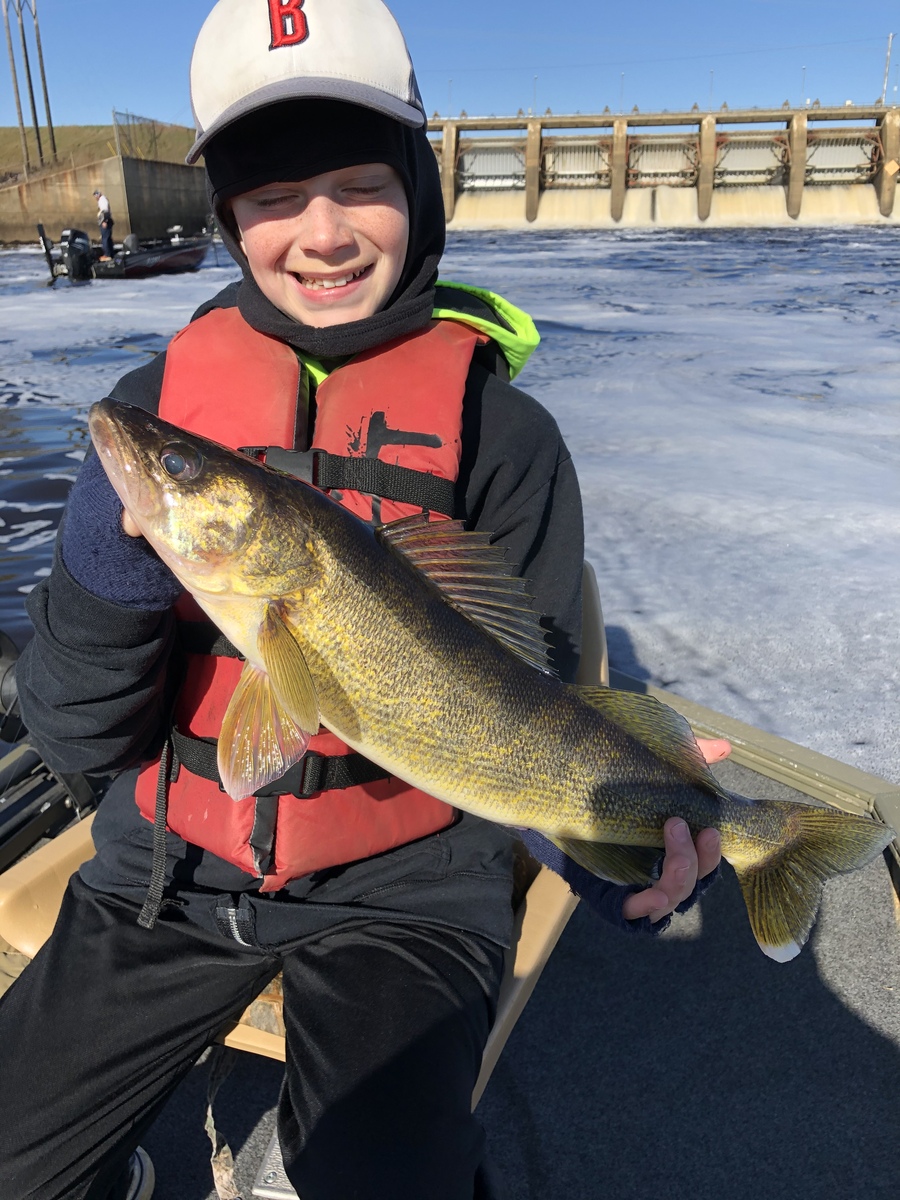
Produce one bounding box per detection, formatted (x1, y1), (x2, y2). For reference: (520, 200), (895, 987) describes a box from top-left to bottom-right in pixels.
(430, 105), (900, 225)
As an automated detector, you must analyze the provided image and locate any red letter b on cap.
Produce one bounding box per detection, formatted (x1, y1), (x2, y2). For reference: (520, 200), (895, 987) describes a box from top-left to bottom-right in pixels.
(268, 0), (309, 48)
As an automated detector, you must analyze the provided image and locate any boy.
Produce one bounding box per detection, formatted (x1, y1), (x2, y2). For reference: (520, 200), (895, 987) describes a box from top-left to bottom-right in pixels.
(0, 3), (719, 1197)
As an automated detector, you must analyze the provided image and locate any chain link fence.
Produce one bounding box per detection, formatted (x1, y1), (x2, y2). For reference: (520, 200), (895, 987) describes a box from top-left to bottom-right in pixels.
(111, 111), (195, 164)
(0, 112), (196, 184)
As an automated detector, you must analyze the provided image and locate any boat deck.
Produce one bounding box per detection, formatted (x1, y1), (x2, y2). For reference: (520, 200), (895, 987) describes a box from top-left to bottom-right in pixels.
(132, 754), (900, 1199)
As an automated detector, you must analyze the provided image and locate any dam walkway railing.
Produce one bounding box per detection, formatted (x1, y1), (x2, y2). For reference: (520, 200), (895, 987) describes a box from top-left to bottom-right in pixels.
(428, 105), (900, 227)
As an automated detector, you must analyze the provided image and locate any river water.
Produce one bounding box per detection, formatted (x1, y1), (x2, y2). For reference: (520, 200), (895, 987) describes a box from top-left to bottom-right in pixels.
(2, 227), (899, 781)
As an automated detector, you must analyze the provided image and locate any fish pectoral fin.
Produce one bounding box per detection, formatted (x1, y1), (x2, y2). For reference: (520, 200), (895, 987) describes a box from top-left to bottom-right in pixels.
(258, 601), (319, 735)
(218, 661), (313, 801)
(551, 836), (660, 886)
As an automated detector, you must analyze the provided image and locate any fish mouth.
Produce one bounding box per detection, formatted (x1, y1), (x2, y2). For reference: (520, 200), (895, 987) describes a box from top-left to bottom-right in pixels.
(88, 398), (163, 523)
(87, 396), (122, 459)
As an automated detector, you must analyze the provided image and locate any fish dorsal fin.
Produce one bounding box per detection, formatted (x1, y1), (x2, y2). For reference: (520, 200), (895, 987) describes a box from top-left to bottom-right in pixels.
(574, 685), (721, 792)
(378, 514), (555, 675)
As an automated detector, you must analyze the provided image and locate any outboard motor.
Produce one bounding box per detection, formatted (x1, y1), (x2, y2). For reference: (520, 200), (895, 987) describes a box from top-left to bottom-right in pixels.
(58, 228), (95, 282)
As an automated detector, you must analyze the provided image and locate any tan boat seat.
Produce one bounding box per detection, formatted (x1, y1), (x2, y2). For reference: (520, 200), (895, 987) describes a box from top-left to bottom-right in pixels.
(0, 562), (607, 1105)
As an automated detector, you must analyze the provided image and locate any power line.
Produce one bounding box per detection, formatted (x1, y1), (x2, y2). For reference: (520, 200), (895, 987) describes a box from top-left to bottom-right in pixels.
(418, 36), (887, 76)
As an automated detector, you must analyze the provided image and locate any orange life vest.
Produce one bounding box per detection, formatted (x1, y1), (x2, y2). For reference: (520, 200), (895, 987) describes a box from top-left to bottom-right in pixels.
(134, 306), (486, 890)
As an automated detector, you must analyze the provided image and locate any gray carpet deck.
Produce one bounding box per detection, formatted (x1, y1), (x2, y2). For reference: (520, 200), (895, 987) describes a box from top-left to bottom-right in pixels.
(137, 758), (900, 1199)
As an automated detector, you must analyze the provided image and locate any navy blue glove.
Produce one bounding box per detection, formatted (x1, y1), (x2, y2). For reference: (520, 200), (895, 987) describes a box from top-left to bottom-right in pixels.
(59, 450), (183, 610)
(518, 828), (720, 937)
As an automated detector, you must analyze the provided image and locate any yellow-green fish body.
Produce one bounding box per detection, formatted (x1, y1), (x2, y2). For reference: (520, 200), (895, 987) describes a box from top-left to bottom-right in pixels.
(88, 399), (895, 962)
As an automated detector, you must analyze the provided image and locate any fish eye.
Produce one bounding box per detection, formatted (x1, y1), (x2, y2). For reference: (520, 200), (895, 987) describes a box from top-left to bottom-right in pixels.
(160, 444), (202, 481)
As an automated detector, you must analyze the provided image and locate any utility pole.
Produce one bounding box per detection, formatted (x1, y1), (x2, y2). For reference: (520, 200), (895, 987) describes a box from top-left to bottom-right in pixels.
(13, 0), (44, 164)
(882, 32), (894, 104)
(2, 0), (30, 175)
(28, 0), (56, 159)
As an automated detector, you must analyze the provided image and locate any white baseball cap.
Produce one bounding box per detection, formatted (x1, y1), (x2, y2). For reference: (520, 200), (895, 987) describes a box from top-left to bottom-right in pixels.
(186, 0), (426, 164)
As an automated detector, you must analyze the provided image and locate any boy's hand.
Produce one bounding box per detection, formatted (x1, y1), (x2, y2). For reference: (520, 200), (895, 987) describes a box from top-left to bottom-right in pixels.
(621, 819), (722, 922)
(621, 736), (729, 923)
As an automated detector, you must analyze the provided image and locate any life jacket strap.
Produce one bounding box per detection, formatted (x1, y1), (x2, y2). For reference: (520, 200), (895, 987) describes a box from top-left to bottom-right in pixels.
(170, 725), (390, 800)
(238, 446), (457, 519)
(137, 736), (174, 931)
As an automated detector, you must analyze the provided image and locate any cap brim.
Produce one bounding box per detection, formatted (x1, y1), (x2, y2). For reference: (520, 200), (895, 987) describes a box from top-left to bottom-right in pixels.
(187, 78), (424, 165)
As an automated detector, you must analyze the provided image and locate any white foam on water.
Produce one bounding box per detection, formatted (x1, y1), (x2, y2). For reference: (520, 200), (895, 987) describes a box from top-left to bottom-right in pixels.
(442, 227), (900, 785)
(1, 230), (899, 785)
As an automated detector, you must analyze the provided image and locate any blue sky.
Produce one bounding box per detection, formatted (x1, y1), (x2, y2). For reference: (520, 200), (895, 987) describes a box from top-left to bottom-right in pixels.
(4, 0), (900, 129)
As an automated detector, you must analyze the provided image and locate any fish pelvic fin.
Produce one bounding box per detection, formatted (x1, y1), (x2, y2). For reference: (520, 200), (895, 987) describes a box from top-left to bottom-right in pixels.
(552, 836), (660, 885)
(215, 601), (319, 800)
(733, 803), (895, 962)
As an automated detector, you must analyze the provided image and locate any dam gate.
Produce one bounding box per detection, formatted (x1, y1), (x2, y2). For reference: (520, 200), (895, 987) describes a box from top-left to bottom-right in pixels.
(429, 105), (900, 228)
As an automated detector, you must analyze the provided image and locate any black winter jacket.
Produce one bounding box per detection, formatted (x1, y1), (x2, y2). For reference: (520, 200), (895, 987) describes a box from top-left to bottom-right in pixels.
(16, 284), (584, 947)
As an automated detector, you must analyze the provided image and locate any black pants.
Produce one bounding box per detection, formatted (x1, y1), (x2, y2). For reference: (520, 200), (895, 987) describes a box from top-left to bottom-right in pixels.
(0, 875), (506, 1200)
(99, 220), (114, 257)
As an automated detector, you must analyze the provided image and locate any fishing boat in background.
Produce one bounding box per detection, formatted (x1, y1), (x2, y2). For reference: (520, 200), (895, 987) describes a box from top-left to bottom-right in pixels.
(36, 223), (213, 284)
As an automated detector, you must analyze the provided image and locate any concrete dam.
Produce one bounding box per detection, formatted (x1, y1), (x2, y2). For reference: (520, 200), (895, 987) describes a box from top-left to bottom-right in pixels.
(428, 104), (900, 229)
(2, 104), (898, 243)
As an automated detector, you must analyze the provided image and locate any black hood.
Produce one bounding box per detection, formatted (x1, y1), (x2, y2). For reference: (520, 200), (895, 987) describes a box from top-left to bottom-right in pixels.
(204, 98), (445, 359)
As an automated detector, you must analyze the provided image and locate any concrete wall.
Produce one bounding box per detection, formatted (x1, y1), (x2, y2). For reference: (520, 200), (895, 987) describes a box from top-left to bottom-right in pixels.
(121, 158), (209, 239)
(448, 182), (899, 230)
(0, 158), (126, 243)
(0, 156), (208, 244)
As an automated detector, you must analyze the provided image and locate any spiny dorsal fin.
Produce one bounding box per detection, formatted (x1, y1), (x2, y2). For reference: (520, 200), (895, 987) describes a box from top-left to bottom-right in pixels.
(574, 685), (722, 793)
(378, 513), (555, 675)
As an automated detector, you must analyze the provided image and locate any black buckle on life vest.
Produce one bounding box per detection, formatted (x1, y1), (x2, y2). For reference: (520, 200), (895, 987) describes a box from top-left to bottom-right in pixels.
(251, 751), (322, 798)
(238, 445), (320, 486)
(252, 749), (390, 799)
(237, 445), (457, 517)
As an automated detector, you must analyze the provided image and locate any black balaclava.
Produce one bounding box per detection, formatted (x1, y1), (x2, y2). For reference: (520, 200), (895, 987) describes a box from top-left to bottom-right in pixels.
(204, 98), (446, 360)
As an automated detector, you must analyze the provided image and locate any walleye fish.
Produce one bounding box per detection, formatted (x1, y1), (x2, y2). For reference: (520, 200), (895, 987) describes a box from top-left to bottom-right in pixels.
(88, 398), (895, 962)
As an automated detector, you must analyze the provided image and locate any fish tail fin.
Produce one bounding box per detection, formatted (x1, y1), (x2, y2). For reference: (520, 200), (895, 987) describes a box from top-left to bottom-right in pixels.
(732, 802), (894, 962)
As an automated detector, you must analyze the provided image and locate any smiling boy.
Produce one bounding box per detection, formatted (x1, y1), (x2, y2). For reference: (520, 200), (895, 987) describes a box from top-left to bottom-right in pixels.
(0, 3), (719, 1198)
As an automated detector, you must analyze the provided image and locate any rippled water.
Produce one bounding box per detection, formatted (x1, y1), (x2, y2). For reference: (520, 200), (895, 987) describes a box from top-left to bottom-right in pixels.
(0, 245), (238, 644)
(2, 227), (899, 780)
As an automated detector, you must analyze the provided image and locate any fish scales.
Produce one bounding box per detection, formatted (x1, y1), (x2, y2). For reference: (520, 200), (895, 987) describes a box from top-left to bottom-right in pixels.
(269, 502), (711, 841)
(88, 399), (896, 961)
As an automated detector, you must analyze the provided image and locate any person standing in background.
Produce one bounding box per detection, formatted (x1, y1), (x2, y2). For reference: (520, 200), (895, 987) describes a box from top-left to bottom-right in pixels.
(93, 188), (114, 259)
